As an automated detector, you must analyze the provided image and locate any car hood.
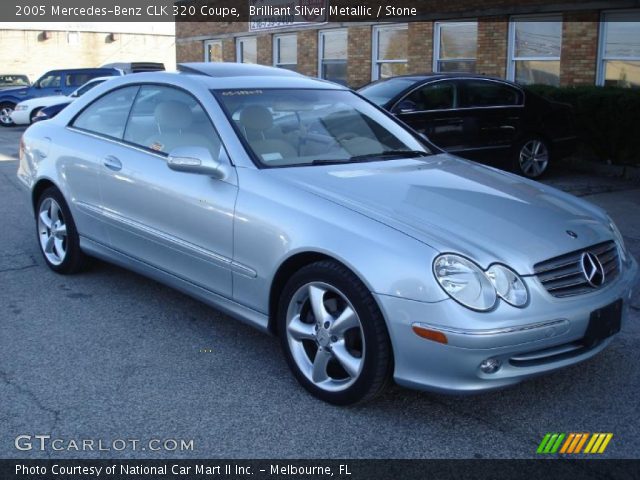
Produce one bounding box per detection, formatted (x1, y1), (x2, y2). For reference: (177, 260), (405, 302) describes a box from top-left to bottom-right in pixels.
(0, 86), (28, 96)
(19, 94), (72, 107)
(267, 155), (613, 275)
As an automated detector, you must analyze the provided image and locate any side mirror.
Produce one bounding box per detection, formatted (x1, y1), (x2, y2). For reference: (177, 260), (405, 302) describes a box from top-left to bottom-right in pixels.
(167, 146), (229, 180)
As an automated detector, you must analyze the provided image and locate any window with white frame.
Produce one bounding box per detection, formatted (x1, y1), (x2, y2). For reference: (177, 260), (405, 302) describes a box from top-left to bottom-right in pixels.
(319, 29), (348, 85)
(273, 34), (297, 71)
(598, 11), (640, 88)
(236, 37), (257, 64)
(434, 21), (478, 73)
(204, 40), (223, 62)
(372, 24), (408, 80)
(508, 15), (562, 86)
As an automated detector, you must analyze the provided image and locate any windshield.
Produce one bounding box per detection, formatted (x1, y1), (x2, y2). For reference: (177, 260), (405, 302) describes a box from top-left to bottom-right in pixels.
(0, 75), (29, 87)
(213, 88), (429, 168)
(358, 78), (416, 106)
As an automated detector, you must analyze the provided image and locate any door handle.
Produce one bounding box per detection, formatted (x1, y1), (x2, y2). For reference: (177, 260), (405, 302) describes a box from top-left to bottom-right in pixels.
(103, 155), (122, 171)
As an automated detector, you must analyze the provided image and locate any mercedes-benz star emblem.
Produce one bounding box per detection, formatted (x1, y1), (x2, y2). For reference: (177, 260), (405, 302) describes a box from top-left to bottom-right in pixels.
(566, 230), (578, 239)
(581, 252), (605, 287)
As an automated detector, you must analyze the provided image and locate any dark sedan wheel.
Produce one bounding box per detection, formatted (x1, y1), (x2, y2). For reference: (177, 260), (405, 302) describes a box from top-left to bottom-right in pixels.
(0, 102), (15, 127)
(278, 260), (392, 405)
(515, 137), (550, 178)
(36, 187), (86, 273)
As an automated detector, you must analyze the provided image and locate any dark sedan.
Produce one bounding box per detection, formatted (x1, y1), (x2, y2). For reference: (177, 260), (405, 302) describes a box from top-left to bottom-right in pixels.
(358, 74), (577, 178)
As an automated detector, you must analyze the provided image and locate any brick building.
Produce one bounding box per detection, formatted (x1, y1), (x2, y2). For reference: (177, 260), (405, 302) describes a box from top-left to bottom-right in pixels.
(0, 23), (176, 82)
(176, 1), (640, 88)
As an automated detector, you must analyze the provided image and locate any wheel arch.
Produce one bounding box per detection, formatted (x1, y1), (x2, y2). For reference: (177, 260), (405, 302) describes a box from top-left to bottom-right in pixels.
(267, 251), (374, 336)
(31, 178), (58, 212)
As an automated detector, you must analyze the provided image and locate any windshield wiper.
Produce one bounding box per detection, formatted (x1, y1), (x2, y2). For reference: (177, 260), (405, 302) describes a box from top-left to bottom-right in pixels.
(307, 150), (430, 166)
(350, 150), (431, 161)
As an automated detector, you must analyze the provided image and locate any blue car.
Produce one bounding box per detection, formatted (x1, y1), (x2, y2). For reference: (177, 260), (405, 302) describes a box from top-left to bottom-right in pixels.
(0, 67), (121, 126)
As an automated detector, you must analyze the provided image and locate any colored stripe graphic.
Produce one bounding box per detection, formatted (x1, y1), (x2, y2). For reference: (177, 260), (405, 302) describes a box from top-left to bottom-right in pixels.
(538, 433), (613, 454)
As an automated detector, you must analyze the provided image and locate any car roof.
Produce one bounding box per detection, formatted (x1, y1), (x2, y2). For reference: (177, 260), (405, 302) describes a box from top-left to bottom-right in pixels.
(108, 63), (348, 90)
(370, 72), (518, 84)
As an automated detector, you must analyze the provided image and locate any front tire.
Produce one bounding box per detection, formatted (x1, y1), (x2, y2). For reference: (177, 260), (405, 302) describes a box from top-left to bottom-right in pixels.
(36, 187), (86, 274)
(514, 136), (550, 178)
(277, 261), (392, 405)
(0, 102), (16, 127)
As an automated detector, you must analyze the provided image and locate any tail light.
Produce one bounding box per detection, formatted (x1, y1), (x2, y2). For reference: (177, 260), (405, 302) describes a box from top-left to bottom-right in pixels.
(19, 135), (25, 161)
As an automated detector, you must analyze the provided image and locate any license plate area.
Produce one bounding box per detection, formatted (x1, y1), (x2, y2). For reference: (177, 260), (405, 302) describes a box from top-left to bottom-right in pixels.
(584, 299), (623, 347)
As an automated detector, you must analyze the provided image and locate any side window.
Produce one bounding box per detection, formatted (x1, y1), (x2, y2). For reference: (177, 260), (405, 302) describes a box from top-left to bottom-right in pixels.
(460, 80), (522, 108)
(71, 86), (139, 139)
(124, 85), (222, 159)
(37, 73), (62, 88)
(66, 73), (94, 87)
(403, 82), (456, 111)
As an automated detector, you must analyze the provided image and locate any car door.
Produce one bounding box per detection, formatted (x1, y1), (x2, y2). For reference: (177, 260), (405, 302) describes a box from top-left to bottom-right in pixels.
(455, 79), (524, 163)
(66, 85), (141, 244)
(97, 84), (237, 298)
(392, 80), (467, 151)
(34, 71), (64, 97)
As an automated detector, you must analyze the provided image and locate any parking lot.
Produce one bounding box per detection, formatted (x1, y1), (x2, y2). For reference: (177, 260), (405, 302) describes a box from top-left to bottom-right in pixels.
(1, 125), (639, 459)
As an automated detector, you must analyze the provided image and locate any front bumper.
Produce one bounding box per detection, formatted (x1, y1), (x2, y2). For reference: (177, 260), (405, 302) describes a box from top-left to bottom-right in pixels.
(376, 255), (638, 394)
(10, 108), (31, 125)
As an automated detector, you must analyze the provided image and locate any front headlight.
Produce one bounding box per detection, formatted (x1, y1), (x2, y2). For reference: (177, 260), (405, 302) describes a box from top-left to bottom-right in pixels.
(608, 218), (628, 263)
(486, 264), (528, 307)
(433, 254), (497, 311)
(14, 105), (28, 111)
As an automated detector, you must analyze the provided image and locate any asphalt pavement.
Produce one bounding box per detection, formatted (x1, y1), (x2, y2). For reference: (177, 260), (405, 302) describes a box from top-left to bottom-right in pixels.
(1, 126), (639, 459)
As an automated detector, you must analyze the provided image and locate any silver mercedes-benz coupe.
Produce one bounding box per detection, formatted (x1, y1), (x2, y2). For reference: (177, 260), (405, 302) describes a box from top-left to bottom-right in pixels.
(17, 63), (638, 405)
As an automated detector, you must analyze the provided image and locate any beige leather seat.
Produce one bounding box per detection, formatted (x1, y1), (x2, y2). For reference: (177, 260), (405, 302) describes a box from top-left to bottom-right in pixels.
(145, 100), (219, 157)
(238, 105), (296, 162)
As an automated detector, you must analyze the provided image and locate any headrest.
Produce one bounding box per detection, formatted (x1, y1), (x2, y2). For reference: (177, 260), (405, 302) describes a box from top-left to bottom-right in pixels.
(239, 105), (273, 131)
(154, 101), (193, 130)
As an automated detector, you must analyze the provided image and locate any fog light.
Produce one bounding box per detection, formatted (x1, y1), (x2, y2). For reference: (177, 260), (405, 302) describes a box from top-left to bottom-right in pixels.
(480, 358), (502, 374)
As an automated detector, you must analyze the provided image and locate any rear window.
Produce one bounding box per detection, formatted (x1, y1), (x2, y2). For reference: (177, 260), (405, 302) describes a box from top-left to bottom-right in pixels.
(460, 80), (523, 108)
(358, 78), (416, 106)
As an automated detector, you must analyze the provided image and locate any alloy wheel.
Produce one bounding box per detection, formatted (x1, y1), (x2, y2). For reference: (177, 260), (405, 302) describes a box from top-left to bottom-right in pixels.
(0, 106), (13, 125)
(519, 139), (549, 178)
(37, 197), (68, 266)
(285, 282), (365, 392)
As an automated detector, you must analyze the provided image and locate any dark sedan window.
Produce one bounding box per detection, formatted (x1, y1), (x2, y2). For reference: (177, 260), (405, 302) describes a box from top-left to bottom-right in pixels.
(71, 86), (139, 139)
(357, 78), (416, 106)
(460, 80), (523, 108)
(403, 82), (456, 111)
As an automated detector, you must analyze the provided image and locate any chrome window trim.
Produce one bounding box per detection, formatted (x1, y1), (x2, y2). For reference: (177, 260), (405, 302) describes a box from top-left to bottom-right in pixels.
(390, 77), (525, 114)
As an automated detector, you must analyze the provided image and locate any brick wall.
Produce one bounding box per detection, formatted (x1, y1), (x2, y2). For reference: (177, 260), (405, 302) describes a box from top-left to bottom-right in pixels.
(297, 30), (318, 77)
(257, 35), (272, 65)
(408, 22), (434, 74)
(476, 17), (509, 78)
(347, 26), (372, 88)
(561, 11), (600, 85)
(176, 41), (202, 63)
(0, 30), (175, 81)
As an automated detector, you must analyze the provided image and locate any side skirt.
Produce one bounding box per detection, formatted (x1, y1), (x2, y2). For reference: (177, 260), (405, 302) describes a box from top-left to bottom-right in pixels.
(79, 236), (270, 334)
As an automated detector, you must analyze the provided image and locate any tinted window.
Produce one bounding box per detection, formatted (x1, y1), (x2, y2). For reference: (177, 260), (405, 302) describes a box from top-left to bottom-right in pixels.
(358, 78), (416, 106)
(404, 81), (456, 110)
(37, 73), (61, 88)
(66, 73), (94, 87)
(71, 86), (139, 139)
(124, 85), (222, 158)
(460, 81), (522, 107)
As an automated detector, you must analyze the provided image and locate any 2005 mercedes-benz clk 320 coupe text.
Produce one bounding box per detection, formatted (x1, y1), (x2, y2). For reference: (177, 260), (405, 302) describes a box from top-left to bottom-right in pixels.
(17, 63), (638, 405)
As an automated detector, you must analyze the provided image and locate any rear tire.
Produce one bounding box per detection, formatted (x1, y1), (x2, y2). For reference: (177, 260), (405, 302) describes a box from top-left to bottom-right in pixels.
(277, 260), (392, 405)
(513, 136), (550, 179)
(35, 187), (86, 274)
(0, 102), (16, 127)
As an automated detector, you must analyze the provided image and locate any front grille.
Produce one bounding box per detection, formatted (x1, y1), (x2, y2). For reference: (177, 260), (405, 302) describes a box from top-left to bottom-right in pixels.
(534, 241), (619, 298)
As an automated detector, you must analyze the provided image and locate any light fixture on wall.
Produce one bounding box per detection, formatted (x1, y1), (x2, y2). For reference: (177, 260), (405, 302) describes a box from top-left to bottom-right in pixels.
(106, 32), (119, 42)
(39, 31), (52, 41)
